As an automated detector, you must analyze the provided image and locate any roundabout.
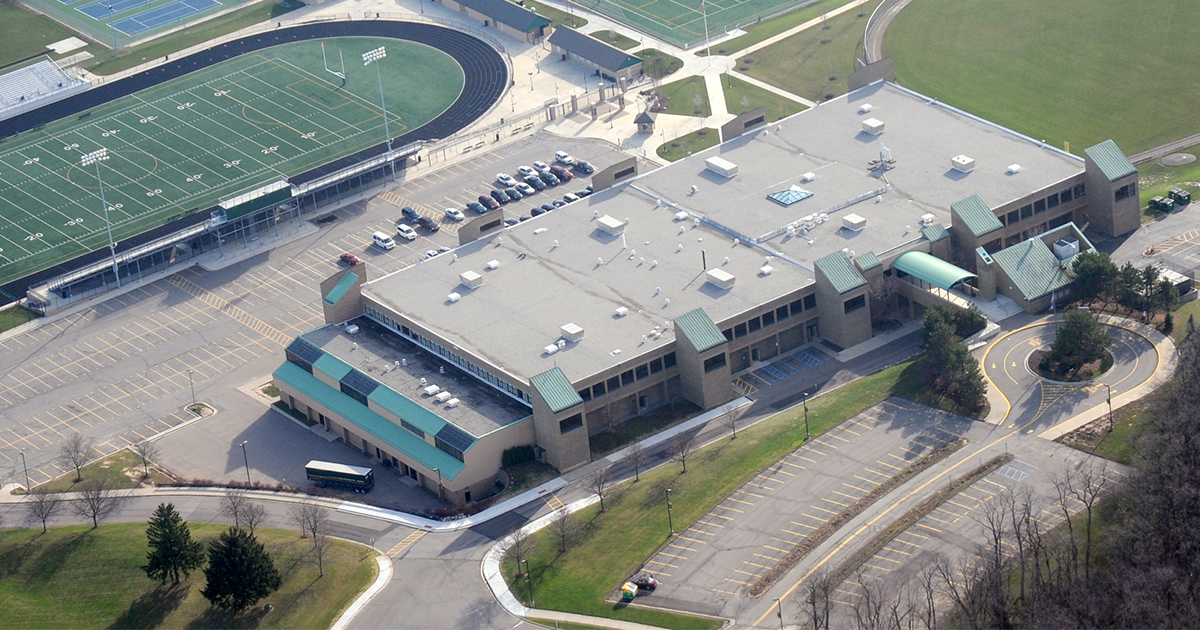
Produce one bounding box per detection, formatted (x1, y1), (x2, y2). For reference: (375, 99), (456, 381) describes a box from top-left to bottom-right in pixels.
(981, 317), (1165, 436)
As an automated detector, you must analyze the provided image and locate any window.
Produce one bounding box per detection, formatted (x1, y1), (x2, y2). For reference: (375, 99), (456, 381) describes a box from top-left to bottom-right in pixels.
(650, 358), (664, 374)
(734, 323), (747, 338)
(998, 214), (1006, 226)
(1115, 183), (1136, 201)
(607, 376), (621, 392)
(723, 328), (734, 341)
(621, 370), (635, 386)
(1007, 210), (1019, 225)
(748, 317), (761, 333)
(1073, 182), (1086, 199)
(703, 353), (727, 372)
(559, 413), (583, 434)
(592, 382), (606, 398)
(434, 437), (465, 462)
(339, 382), (368, 406)
(762, 311), (775, 327)
(844, 294), (866, 314)
(286, 351), (313, 375)
(1046, 193), (1059, 209)
(1032, 200), (1044, 214)
(776, 305), (790, 321)
(803, 295), (816, 310)
(664, 352), (677, 369)
(635, 364), (649, 380)
(790, 298), (804, 316)
(1060, 188), (1072, 203)
(579, 388), (592, 401)
(400, 419), (424, 438)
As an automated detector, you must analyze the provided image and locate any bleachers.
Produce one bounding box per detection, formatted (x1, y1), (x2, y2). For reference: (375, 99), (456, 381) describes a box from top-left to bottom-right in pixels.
(0, 58), (88, 117)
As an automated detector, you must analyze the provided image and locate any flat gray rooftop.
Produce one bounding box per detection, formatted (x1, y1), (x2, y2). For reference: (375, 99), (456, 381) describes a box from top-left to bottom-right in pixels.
(363, 81), (1085, 386)
(302, 321), (530, 437)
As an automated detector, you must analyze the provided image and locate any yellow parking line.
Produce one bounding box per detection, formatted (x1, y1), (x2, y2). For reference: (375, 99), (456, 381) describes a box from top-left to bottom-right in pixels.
(724, 578), (753, 586)
(780, 529), (807, 537)
(862, 562), (893, 573)
(780, 460), (805, 470)
(727, 497), (754, 506)
(844, 482), (872, 493)
(832, 490), (860, 501)
(736, 490), (764, 499)
(685, 528), (716, 536)
(800, 513), (829, 522)
(811, 506), (840, 516)
(790, 521), (819, 530)
(916, 523), (942, 534)
(744, 560), (772, 570)
(795, 455), (817, 463)
(854, 475), (881, 486)
(762, 545), (789, 553)
(875, 460), (904, 471)
(646, 559), (678, 569)
(658, 551), (689, 560)
(712, 505), (743, 513)
(696, 519), (727, 528)
(734, 569), (760, 578)
(677, 535), (708, 544)
(820, 497), (850, 508)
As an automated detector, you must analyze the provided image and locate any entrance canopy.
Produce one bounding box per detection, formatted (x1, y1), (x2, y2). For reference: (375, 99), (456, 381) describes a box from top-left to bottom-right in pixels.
(893, 251), (976, 290)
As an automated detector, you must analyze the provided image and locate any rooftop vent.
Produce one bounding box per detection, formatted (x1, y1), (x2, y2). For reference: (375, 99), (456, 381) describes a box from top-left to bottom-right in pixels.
(544, 344), (559, 355)
(951, 155), (975, 173)
(597, 215), (625, 236)
(435, 391), (453, 403)
(445, 398), (460, 408)
(801, 172), (816, 182)
(705, 268), (736, 290)
(447, 292), (461, 303)
(760, 265), (774, 276)
(1053, 237), (1080, 260)
(459, 270), (483, 289)
(423, 384), (441, 396)
(674, 211), (689, 221)
(486, 259), (500, 270)
(862, 118), (885, 135)
(1007, 164), (1022, 174)
(614, 306), (629, 317)
(561, 323), (585, 342)
(859, 103), (873, 113)
(705, 156), (738, 178)
(842, 213), (867, 232)
(920, 213), (936, 225)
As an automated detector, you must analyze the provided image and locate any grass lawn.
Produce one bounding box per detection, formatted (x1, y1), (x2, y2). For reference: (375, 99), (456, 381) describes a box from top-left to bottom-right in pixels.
(703, 0), (866, 55)
(1172, 299), (1200, 344)
(589, 30), (639, 50)
(657, 128), (719, 162)
(0, 0), (93, 68)
(36, 449), (172, 493)
(589, 402), (702, 457)
(659, 76), (711, 117)
(720, 73), (807, 121)
(504, 361), (911, 626)
(1137, 144), (1200, 209)
(522, 0), (587, 28)
(741, 0), (881, 102)
(890, 358), (986, 420)
(0, 523), (376, 629)
(637, 49), (683, 80)
(884, 0), (1200, 156)
(0, 304), (37, 334)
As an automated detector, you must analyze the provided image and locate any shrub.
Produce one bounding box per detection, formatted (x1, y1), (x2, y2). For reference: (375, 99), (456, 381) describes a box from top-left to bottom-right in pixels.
(502, 445), (535, 468)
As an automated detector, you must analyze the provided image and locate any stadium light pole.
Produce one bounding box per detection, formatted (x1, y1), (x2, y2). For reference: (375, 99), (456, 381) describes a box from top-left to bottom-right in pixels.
(238, 440), (251, 485)
(362, 47), (394, 179)
(81, 148), (121, 288)
(106, 0), (119, 55)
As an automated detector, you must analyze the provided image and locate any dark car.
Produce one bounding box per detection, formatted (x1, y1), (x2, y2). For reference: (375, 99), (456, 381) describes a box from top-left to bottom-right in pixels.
(552, 200), (566, 208)
(338, 252), (361, 266)
(540, 203), (556, 212)
(467, 201), (488, 213)
(576, 188), (593, 198)
(524, 175), (546, 191)
(573, 160), (595, 174)
(416, 215), (439, 232)
(504, 187), (523, 201)
(539, 172), (560, 187)
(504, 217), (520, 226)
(478, 195), (499, 210)
(490, 189), (510, 204)
(550, 165), (573, 181)
(401, 206), (420, 223)
(631, 574), (660, 591)
(531, 206), (546, 217)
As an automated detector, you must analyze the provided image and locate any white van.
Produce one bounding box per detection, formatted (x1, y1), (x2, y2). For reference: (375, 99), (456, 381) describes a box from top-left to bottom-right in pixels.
(372, 231), (396, 250)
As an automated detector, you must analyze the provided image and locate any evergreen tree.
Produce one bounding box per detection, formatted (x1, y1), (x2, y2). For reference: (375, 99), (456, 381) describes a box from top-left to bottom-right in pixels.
(201, 527), (281, 610)
(143, 502), (205, 585)
(1070, 250), (1117, 302)
(1046, 310), (1111, 373)
(921, 306), (988, 412)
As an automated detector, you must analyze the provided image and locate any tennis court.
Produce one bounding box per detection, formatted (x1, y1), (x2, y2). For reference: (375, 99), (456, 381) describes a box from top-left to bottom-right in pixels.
(112, 0), (222, 35)
(580, 0), (827, 48)
(27, 0), (255, 47)
(0, 36), (464, 287)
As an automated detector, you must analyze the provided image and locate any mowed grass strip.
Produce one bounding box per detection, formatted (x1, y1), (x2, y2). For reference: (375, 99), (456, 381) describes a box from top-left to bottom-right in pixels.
(657, 127), (719, 162)
(0, 523), (377, 629)
(741, 0), (880, 102)
(720, 73), (807, 121)
(704, 0), (866, 56)
(503, 362), (910, 626)
(0, 0), (97, 68)
(884, 0), (1200, 156)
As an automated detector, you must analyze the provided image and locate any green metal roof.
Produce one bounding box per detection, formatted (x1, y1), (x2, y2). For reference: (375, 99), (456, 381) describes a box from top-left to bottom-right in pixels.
(814, 251), (867, 294)
(991, 238), (1074, 301)
(313, 353), (352, 381)
(855, 251), (881, 272)
(530, 367), (584, 414)
(1085, 140), (1137, 182)
(324, 272), (359, 306)
(893, 251), (976, 290)
(368, 386), (448, 437)
(951, 195), (1003, 238)
(273, 362), (465, 479)
(921, 224), (949, 243)
(674, 308), (727, 353)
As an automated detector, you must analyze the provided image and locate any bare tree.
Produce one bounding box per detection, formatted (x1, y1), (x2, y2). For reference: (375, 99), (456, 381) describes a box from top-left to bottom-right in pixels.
(288, 502), (331, 539)
(131, 439), (161, 480)
(311, 533), (333, 578)
(627, 442), (648, 482)
(670, 431), (697, 473)
(1051, 468), (1080, 584)
(72, 479), (122, 528)
(504, 525), (534, 575)
(722, 402), (747, 439)
(24, 487), (63, 533)
(1065, 460), (1108, 588)
(849, 571), (887, 630)
(221, 488), (250, 529)
(548, 508), (580, 552)
(802, 568), (833, 630)
(58, 433), (95, 483)
(242, 502), (267, 534)
(586, 466), (613, 513)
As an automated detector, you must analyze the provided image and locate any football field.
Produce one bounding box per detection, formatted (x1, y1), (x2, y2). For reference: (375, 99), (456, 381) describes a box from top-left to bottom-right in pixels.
(580, 0), (842, 48)
(0, 36), (464, 288)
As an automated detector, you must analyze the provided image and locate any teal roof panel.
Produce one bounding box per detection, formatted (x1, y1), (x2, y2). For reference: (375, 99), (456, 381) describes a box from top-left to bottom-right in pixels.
(854, 251), (881, 272)
(1084, 140), (1136, 182)
(674, 308), (727, 353)
(814, 251), (868, 294)
(368, 386), (448, 437)
(324, 272), (359, 306)
(893, 251), (976, 290)
(530, 367), (584, 414)
(273, 362), (465, 479)
(313, 353), (352, 381)
(921, 224), (949, 243)
(991, 239), (1074, 301)
(951, 195), (1003, 238)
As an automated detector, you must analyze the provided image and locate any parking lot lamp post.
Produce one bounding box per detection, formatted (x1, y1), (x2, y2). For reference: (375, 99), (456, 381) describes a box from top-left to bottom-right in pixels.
(186, 368), (196, 409)
(434, 467), (443, 499)
(238, 440), (251, 485)
(521, 559), (534, 607)
(666, 487), (674, 536)
(81, 148), (121, 288)
(802, 391), (811, 440)
(362, 47), (394, 178)
(19, 451), (30, 494)
(773, 598), (784, 629)
(1105, 384), (1114, 433)
(106, 1), (119, 54)
(528, 71), (534, 92)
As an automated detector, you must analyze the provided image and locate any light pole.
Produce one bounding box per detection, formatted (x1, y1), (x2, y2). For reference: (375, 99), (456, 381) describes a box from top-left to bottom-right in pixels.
(434, 467), (443, 499)
(666, 487), (674, 536)
(773, 597), (784, 629)
(528, 71), (534, 92)
(81, 148), (121, 288)
(802, 391), (811, 439)
(362, 47), (394, 179)
(238, 440), (251, 485)
(510, 92), (516, 112)
(186, 368), (196, 409)
(1105, 384), (1113, 433)
(106, 0), (119, 54)
(521, 558), (534, 607)
(18, 451), (30, 494)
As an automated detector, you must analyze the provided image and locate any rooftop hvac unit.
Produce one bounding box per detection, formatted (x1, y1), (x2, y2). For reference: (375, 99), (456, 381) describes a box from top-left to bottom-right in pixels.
(705, 268), (736, 290)
(675, 211), (689, 221)
(597, 215), (626, 235)
(951, 155), (975, 173)
(447, 292), (461, 303)
(435, 391), (453, 403)
(705, 156), (739, 178)
(423, 384), (441, 396)
(920, 213), (936, 225)
(760, 265), (774, 276)
(1052, 237), (1080, 260)
(544, 344), (559, 355)
(345, 324), (359, 334)
(445, 398), (460, 408)
(801, 172), (816, 182)
(862, 118), (885, 135)
(614, 306), (629, 317)
(842, 213), (867, 232)
(1007, 164), (1022, 174)
(561, 323), (585, 342)
(859, 103), (873, 113)
(459, 270), (483, 289)
(486, 259), (500, 270)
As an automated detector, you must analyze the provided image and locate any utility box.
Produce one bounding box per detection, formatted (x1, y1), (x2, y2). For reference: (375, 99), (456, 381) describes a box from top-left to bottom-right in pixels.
(459, 270), (483, 289)
(951, 155), (976, 173)
(862, 118), (885, 135)
(705, 156), (738, 178)
(1052, 237), (1080, 260)
(842, 213), (867, 232)
(705, 268), (736, 290)
(597, 215), (626, 236)
(561, 323), (585, 342)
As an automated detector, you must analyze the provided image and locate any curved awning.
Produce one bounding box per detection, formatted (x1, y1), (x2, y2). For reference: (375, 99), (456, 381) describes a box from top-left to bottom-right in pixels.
(892, 251), (976, 290)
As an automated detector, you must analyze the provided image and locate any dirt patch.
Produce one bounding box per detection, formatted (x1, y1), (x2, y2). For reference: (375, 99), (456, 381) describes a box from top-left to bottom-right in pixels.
(1030, 348), (1113, 382)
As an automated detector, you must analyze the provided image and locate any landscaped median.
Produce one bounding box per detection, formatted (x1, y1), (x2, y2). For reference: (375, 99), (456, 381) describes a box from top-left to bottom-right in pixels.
(501, 361), (913, 627)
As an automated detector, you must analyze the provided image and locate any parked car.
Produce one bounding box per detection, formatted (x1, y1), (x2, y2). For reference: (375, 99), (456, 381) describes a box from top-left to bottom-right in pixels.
(504, 186), (523, 201)
(339, 252), (361, 265)
(416, 215), (439, 232)
(467, 201), (489, 213)
(496, 173), (518, 187)
(552, 200), (566, 208)
(531, 206), (546, 217)
(540, 203), (556, 212)
(533, 160), (551, 173)
(573, 160), (595, 174)
(478, 194), (500, 210)
(563, 192), (580, 203)
(436, 246), (452, 254)
(539, 172), (560, 187)
(520, 215), (531, 222)
(490, 189), (510, 204)
(576, 188), (593, 198)
(395, 224), (417, 241)
(516, 182), (536, 196)
(444, 208), (465, 221)
(425, 249), (439, 259)
(555, 150), (574, 165)
(524, 175), (546, 191)
(504, 217), (520, 226)
(550, 165), (573, 181)
(631, 574), (660, 591)
(517, 165), (537, 178)
(401, 206), (420, 223)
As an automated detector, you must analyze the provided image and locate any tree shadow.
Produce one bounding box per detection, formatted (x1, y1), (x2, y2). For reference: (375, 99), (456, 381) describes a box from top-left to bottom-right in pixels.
(107, 583), (191, 629)
(24, 530), (97, 587)
(184, 606), (268, 629)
